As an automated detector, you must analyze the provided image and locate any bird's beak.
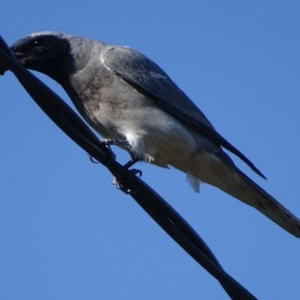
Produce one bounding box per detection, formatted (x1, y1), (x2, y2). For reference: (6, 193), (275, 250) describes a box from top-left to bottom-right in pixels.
(11, 48), (32, 65)
(0, 47), (31, 75)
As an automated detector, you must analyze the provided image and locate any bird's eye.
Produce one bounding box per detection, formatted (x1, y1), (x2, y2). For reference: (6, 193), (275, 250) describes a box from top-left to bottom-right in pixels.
(32, 38), (47, 50)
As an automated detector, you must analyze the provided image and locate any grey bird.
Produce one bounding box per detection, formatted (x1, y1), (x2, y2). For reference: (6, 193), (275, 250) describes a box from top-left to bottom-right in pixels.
(6, 31), (300, 237)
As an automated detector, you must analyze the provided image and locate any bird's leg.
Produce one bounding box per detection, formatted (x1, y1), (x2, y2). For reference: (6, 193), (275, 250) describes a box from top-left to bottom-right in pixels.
(101, 138), (142, 175)
(123, 158), (142, 177)
(123, 157), (138, 169)
(88, 138), (130, 163)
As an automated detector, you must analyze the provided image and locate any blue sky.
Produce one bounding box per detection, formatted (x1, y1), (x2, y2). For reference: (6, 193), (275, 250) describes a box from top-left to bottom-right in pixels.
(0, 1), (299, 299)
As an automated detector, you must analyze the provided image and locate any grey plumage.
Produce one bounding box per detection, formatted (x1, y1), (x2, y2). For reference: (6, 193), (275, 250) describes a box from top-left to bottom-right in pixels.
(8, 31), (300, 237)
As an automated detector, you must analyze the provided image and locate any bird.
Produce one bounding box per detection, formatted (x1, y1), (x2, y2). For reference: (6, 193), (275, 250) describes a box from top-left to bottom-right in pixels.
(6, 31), (300, 237)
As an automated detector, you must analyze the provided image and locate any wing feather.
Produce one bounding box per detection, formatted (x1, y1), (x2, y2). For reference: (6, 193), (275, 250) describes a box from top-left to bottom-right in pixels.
(101, 46), (266, 179)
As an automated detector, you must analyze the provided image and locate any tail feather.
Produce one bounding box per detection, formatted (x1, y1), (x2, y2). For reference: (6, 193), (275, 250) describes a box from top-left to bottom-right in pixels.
(223, 170), (300, 238)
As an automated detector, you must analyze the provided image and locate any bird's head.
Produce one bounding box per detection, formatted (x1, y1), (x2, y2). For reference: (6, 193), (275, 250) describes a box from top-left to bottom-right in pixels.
(9, 31), (74, 83)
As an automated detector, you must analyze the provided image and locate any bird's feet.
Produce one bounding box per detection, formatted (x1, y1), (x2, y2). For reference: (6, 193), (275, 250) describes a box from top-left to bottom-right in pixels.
(88, 153), (99, 164)
(87, 139), (142, 194)
(112, 159), (142, 194)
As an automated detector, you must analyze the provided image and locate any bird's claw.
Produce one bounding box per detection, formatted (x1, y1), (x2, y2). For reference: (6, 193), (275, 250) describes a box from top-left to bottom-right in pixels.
(130, 169), (142, 177)
(101, 138), (130, 148)
(88, 153), (99, 164)
(88, 138), (123, 163)
(112, 168), (142, 194)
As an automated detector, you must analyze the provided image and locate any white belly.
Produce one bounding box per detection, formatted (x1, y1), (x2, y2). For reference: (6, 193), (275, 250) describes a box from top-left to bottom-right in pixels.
(85, 74), (237, 193)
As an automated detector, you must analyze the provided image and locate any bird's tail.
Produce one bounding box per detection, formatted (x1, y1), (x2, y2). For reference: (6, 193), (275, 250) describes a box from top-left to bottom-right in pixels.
(222, 170), (300, 238)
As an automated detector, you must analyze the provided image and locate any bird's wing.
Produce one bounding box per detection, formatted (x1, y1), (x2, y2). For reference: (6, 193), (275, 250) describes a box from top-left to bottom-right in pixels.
(101, 46), (265, 179)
